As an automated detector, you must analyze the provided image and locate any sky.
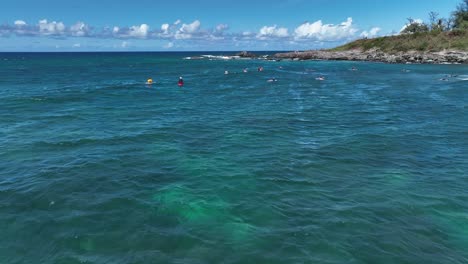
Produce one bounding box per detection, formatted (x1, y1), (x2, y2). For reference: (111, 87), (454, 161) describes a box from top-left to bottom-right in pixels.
(0, 0), (461, 51)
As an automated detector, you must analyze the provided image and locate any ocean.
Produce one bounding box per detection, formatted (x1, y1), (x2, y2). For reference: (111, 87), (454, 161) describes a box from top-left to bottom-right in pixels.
(0, 52), (467, 264)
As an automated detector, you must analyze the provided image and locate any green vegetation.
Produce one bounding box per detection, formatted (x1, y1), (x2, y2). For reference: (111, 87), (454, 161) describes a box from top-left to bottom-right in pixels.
(453, 0), (468, 29)
(331, 31), (468, 52)
(331, 0), (468, 52)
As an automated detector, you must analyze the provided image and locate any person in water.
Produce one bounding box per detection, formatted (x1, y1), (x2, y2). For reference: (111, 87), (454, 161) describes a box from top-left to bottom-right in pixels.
(178, 76), (184, 87)
(146, 78), (153, 85)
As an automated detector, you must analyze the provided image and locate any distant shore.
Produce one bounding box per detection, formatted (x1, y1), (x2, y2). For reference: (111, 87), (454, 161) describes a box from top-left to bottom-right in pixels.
(272, 49), (468, 64)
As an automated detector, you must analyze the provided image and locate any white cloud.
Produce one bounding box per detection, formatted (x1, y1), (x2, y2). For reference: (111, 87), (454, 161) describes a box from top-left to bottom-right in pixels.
(101, 23), (151, 39)
(215, 24), (228, 32)
(175, 20), (201, 39)
(3, 16), (377, 50)
(14, 20), (27, 26)
(360, 27), (381, 38)
(128, 24), (149, 38)
(294, 17), (358, 41)
(180, 20), (200, 34)
(70, 22), (90, 37)
(160, 20), (186, 37)
(258, 25), (289, 39)
(38, 19), (66, 35)
(161, 23), (170, 34)
(12, 20), (28, 36)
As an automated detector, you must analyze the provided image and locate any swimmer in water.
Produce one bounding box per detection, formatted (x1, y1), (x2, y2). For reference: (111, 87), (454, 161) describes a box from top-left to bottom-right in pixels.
(178, 76), (184, 87)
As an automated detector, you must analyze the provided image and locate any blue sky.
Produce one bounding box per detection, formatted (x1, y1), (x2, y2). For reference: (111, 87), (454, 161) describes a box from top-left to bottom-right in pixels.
(0, 0), (461, 51)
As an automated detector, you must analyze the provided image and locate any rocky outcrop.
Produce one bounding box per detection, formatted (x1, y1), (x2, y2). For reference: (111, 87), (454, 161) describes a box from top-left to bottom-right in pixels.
(273, 49), (468, 64)
(236, 51), (258, 58)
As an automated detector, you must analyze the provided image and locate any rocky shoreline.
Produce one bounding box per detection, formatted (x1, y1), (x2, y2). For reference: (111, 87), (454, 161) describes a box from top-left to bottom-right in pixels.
(272, 49), (468, 64)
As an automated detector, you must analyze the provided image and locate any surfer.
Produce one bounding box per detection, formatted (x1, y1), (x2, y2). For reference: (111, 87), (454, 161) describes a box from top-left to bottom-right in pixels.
(178, 76), (184, 87)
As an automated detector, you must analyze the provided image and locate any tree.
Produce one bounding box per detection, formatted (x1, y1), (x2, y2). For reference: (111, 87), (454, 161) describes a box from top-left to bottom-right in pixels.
(429, 11), (441, 31)
(402, 18), (429, 34)
(452, 0), (468, 29)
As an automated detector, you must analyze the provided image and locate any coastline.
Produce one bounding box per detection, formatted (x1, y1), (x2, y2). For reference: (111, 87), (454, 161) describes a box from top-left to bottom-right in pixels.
(272, 49), (468, 64)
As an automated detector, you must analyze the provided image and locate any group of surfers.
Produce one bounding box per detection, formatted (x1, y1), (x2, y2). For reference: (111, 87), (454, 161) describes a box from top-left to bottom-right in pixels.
(144, 65), (360, 86)
(146, 76), (184, 86)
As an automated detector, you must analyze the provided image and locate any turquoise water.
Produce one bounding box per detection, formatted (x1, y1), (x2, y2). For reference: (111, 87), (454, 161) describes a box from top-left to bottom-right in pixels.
(0, 52), (467, 264)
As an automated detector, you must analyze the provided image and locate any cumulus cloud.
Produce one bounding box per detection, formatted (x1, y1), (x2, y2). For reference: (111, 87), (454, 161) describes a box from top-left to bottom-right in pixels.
(294, 17), (358, 41)
(175, 20), (201, 39)
(14, 20), (27, 26)
(180, 20), (200, 34)
(2, 16), (380, 50)
(159, 19), (186, 37)
(360, 27), (381, 38)
(12, 20), (29, 35)
(129, 24), (149, 38)
(70, 22), (90, 37)
(161, 23), (170, 34)
(257, 25), (289, 39)
(111, 24), (150, 38)
(215, 24), (228, 32)
(38, 19), (66, 35)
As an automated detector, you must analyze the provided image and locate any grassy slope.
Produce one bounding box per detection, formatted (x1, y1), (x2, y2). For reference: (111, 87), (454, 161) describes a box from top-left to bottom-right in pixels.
(331, 31), (468, 53)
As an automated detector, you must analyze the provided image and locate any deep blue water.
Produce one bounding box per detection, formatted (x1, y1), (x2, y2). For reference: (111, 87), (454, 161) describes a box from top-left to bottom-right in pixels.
(0, 52), (467, 264)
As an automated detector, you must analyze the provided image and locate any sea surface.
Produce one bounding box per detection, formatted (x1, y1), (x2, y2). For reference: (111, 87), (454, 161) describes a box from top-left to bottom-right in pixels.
(0, 52), (467, 264)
